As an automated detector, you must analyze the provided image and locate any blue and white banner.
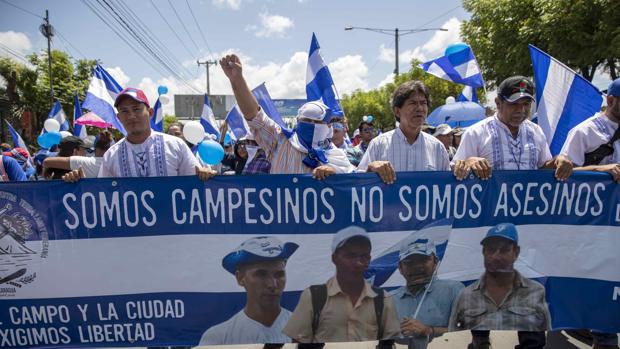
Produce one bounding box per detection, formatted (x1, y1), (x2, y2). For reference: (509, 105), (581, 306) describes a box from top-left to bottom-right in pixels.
(150, 97), (164, 133)
(419, 43), (484, 88)
(306, 33), (344, 117)
(82, 64), (126, 135)
(200, 95), (220, 138)
(529, 45), (604, 156)
(0, 171), (618, 347)
(73, 93), (88, 140)
(47, 101), (69, 132)
(457, 85), (478, 103)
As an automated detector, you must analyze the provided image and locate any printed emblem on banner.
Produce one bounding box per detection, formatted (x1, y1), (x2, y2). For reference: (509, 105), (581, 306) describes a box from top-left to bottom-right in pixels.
(0, 192), (48, 296)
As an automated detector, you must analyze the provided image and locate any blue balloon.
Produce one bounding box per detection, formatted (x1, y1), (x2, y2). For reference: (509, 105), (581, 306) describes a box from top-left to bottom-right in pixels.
(37, 131), (62, 149)
(198, 139), (225, 165)
(366, 115), (374, 123)
(223, 133), (232, 146)
(157, 85), (168, 95)
(445, 42), (470, 66)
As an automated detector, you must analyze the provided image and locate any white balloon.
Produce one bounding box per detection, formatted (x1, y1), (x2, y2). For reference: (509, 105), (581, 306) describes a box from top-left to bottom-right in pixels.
(183, 121), (205, 144)
(60, 131), (73, 138)
(44, 119), (61, 132)
(445, 96), (456, 104)
(159, 95), (170, 105)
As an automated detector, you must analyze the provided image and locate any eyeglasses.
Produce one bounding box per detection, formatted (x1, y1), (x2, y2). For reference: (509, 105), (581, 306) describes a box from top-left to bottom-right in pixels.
(362, 127), (375, 134)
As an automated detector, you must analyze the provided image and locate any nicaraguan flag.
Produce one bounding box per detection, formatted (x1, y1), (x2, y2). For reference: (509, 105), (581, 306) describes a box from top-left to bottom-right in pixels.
(529, 45), (604, 155)
(200, 95), (220, 138)
(419, 45), (484, 88)
(5, 121), (34, 167)
(365, 219), (453, 287)
(226, 83), (289, 139)
(150, 97), (164, 132)
(73, 93), (88, 139)
(306, 33), (344, 117)
(457, 85), (479, 103)
(48, 101), (70, 132)
(82, 64), (126, 135)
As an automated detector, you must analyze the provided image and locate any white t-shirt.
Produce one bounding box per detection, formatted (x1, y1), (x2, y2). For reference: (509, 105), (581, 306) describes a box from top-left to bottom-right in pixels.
(560, 113), (620, 166)
(357, 127), (450, 172)
(453, 116), (552, 170)
(98, 132), (199, 177)
(198, 308), (292, 345)
(69, 156), (102, 178)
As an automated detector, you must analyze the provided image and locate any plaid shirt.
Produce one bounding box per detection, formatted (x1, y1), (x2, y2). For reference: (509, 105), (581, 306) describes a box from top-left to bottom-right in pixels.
(242, 150), (271, 175)
(448, 271), (551, 331)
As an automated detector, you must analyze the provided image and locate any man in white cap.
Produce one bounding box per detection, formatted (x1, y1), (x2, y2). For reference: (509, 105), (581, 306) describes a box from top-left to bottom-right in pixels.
(449, 223), (551, 349)
(433, 124), (457, 160)
(219, 55), (355, 179)
(283, 226), (400, 347)
(199, 236), (299, 346)
(390, 238), (463, 349)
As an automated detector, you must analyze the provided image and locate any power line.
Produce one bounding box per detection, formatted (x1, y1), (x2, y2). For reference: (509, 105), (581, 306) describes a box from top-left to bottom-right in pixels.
(185, 0), (214, 57)
(0, 0), (43, 19)
(167, 0), (200, 54)
(149, 0), (196, 59)
(0, 43), (29, 64)
(55, 29), (88, 60)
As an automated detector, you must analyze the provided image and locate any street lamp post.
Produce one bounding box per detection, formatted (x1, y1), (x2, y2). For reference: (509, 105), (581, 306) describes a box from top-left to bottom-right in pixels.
(344, 26), (447, 77)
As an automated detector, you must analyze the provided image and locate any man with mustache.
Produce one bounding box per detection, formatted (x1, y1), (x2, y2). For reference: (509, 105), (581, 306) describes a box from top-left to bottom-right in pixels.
(390, 237), (463, 349)
(452, 76), (573, 181)
(448, 223), (551, 349)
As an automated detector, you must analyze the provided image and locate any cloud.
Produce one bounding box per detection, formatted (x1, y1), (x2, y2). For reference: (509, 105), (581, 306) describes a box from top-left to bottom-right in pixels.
(249, 12), (294, 38)
(328, 55), (369, 95)
(212, 0), (241, 10)
(0, 31), (32, 60)
(377, 73), (395, 88)
(378, 17), (462, 65)
(106, 67), (131, 87)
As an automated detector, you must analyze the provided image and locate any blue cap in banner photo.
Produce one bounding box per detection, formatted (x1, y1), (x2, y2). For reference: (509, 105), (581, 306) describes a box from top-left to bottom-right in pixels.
(608, 78), (620, 97)
(331, 226), (370, 253)
(222, 236), (299, 274)
(481, 223), (519, 245)
(399, 238), (436, 261)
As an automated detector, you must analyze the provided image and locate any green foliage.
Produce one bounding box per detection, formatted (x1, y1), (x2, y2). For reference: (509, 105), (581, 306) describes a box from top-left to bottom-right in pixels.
(341, 60), (481, 132)
(0, 50), (97, 131)
(461, 0), (620, 87)
(163, 115), (178, 132)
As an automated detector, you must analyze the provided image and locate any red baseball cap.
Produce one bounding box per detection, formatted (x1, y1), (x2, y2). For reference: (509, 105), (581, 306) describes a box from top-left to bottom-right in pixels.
(114, 87), (150, 108)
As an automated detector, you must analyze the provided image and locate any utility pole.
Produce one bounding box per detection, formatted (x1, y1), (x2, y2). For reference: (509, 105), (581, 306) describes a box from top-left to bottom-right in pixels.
(39, 10), (55, 104)
(197, 60), (218, 95)
(345, 26), (447, 77)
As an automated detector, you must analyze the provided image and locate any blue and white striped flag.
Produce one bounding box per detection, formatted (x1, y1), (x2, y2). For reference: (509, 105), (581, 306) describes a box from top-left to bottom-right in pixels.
(529, 45), (604, 155)
(5, 121), (34, 167)
(47, 101), (69, 132)
(419, 44), (484, 88)
(226, 83), (289, 139)
(150, 97), (164, 132)
(457, 85), (479, 103)
(200, 95), (220, 138)
(82, 64), (126, 135)
(73, 93), (88, 140)
(306, 33), (343, 117)
(365, 219), (453, 287)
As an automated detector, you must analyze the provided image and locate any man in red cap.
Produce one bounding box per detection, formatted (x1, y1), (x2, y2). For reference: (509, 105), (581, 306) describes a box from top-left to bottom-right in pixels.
(63, 88), (215, 180)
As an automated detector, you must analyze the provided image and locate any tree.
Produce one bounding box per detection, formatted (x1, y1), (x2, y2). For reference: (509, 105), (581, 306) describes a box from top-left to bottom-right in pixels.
(341, 60), (480, 132)
(0, 50), (97, 135)
(461, 0), (620, 87)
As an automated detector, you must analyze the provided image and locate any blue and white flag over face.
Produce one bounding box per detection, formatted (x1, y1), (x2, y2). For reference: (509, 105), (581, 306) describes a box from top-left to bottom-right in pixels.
(225, 106), (248, 140)
(457, 85), (479, 103)
(200, 95), (220, 138)
(529, 45), (604, 155)
(82, 64), (126, 135)
(150, 97), (164, 132)
(73, 93), (88, 140)
(5, 121), (30, 157)
(306, 33), (344, 117)
(365, 219), (453, 287)
(419, 43), (484, 88)
(47, 101), (69, 132)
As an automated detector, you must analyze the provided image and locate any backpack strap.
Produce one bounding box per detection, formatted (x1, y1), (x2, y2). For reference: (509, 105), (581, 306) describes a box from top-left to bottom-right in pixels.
(309, 284), (328, 339)
(371, 286), (385, 340)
